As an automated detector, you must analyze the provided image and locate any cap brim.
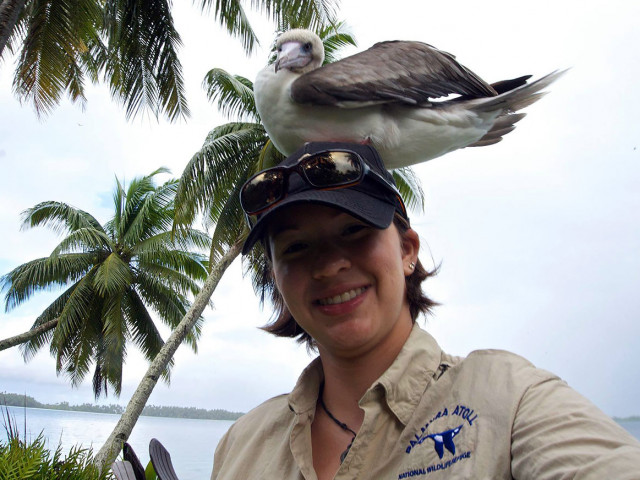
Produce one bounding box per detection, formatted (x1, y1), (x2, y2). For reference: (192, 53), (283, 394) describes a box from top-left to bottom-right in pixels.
(242, 188), (396, 255)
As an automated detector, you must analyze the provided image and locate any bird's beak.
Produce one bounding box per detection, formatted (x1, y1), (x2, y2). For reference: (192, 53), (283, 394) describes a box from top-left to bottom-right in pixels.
(275, 41), (313, 73)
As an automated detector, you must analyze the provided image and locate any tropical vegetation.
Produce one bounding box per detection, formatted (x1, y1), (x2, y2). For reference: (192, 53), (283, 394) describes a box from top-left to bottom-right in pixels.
(0, 169), (211, 398)
(0, 0), (339, 120)
(0, 412), (112, 479)
(0, 391), (243, 419)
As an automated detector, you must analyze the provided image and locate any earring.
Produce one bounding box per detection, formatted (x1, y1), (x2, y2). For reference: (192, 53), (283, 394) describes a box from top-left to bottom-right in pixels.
(409, 262), (415, 270)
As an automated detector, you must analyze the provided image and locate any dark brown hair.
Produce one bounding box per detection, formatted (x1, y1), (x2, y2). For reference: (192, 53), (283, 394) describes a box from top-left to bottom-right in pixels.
(261, 213), (438, 347)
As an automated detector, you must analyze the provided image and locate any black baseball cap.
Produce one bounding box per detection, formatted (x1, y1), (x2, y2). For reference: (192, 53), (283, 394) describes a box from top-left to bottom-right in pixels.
(241, 141), (408, 255)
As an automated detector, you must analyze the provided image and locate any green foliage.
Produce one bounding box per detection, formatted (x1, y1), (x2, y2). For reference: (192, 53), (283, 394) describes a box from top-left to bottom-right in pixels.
(140, 404), (242, 421)
(0, 170), (211, 399)
(2, 0), (340, 120)
(0, 391), (244, 419)
(0, 411), (113, 480)
(144, 460), (157, 480)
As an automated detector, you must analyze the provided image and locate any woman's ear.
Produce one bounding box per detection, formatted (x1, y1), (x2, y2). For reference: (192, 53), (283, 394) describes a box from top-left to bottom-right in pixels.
(401, 228), (420, 276)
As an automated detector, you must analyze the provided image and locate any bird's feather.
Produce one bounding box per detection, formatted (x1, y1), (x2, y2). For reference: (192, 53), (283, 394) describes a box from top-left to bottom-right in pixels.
(291, 41), (497, 106)
(254, 30), (565, 169)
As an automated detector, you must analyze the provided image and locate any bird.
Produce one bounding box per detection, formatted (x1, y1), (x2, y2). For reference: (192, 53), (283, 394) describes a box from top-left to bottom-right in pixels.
(254, 29), (565, 170)
(426, 425), (463, 459)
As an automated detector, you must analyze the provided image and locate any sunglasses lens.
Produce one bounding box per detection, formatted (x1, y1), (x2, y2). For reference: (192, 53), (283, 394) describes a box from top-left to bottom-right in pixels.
(302, 152), (362, 187)
(241, 169), (286, 214)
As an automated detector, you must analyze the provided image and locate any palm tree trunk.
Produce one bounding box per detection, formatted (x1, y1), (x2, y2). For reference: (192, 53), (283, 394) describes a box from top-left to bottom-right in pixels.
(0, 0), (26, 57)
(0, 318), (58, 351)
(94, 240), (243, 471)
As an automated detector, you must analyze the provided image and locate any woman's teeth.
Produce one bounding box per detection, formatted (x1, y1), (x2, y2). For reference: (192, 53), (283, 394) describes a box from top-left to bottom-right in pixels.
(317, 287), (366, 306)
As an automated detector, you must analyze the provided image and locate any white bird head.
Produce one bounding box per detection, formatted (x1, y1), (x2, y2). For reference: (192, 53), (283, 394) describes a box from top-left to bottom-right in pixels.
(274, 29), (324, 73)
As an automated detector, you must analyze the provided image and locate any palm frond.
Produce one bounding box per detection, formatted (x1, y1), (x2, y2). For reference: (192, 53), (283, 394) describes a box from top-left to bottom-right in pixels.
(115, 167), (171, 243)
(136, 251), (208, 292)
(0, 0), (29, 60)
(392, 167), (425, 214)
(174, 122), (266, 229)
(19, 286), (76, 360)
(262, 0), (339, 32)
(198, 0), (258, 54)
(103, 0), (189, 121)
(319, 25), (356, 64)
(123, 289), (173, 367)
(2, 253), (99, 311)
(98, 294), (127, 395)
(202, 68), (258, 121)
(134, 273), (202, 351)
(208, 165), (251, 264)
(49, 227), (114, 257)
(61, 301), (102, 389)
(12, 0), (103, 116)
(133, 229), (212, 257)
(20, 201), (104, 235)
(243, 240), (275, 307)
(51, 268), (98, 344)
(93, 253), (133, 296)
(122, 178), (178, 246)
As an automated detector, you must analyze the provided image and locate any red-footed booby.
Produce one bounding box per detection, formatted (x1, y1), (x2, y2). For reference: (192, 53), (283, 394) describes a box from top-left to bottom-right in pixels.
(254, 29), (565, 169)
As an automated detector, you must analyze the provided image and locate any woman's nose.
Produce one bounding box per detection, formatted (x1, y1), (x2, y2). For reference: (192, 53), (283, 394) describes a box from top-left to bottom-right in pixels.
(311, 244), (350, 279)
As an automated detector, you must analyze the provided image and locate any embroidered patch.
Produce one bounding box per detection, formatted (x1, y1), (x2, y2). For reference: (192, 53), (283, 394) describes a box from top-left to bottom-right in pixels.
(399, 404), (478, 478)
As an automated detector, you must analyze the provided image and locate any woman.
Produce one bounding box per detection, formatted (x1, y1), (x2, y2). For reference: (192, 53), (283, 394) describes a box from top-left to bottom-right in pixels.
(212, 142), (640, 479)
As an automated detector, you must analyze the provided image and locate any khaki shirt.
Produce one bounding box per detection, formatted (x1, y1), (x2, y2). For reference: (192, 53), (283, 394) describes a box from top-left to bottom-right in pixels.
(212, 325), (640, 479)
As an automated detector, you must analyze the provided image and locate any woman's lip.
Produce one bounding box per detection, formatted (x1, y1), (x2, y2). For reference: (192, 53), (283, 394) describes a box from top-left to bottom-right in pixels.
(313, 285), (370, 307)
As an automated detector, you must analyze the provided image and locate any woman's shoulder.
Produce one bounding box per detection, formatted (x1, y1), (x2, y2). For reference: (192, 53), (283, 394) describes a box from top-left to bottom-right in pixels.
(231, 393), (293, 431)
(442, 347), (561, 391)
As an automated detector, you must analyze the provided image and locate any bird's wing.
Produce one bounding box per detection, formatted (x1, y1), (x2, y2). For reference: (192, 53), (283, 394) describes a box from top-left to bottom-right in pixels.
(290, 41), (497, 107)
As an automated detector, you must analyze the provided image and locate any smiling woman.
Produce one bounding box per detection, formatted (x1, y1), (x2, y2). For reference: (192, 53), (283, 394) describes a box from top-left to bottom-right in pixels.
(210, 141), (640, 480)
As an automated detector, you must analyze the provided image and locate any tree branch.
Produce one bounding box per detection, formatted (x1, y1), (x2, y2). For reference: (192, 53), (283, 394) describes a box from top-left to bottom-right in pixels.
(0, 318), (59, 352)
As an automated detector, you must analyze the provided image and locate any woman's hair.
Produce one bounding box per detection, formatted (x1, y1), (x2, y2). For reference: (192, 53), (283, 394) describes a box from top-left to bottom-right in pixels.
(261, 213), (438, 348)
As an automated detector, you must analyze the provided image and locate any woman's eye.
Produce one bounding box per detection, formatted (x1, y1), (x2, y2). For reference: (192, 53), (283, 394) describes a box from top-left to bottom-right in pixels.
(281, 242), (307, 256)
(342, 224), (369, 237)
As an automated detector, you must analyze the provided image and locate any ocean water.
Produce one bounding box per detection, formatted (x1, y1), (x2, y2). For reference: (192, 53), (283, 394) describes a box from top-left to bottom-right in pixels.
(2, 406), (640, 479)
(2, 406), (233, 479)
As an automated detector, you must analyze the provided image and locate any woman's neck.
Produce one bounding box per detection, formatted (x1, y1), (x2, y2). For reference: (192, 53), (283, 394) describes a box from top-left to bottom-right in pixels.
(317, 321), (413, 429)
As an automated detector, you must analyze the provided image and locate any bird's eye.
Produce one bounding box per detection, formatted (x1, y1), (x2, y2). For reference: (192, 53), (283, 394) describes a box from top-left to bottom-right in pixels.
(303, 42), (312, 51)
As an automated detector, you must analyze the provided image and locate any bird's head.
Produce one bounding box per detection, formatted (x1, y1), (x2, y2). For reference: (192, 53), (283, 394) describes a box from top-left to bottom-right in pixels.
(274, 29), (324, 74)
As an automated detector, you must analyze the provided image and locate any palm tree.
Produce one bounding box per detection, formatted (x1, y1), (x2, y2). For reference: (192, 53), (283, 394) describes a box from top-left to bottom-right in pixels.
(0, 168), (211, 398)
(0, 0), (339, 121)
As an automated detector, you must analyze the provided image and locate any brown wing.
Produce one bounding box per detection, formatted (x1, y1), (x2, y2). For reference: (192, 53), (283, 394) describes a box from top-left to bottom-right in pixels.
(290, 40), (497, 106)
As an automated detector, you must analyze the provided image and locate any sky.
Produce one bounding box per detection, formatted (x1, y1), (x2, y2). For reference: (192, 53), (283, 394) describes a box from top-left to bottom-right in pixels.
(1, 1), (639, 418)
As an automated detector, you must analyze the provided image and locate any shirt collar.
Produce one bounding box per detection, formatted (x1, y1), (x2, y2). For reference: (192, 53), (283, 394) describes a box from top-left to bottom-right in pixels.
(373, 324), (445, 425)
(288, 356), (324, 415)
(287, 325), (445, 424)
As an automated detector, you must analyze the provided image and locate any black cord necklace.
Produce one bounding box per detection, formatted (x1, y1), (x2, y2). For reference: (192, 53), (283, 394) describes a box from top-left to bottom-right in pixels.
(318, 383), (357, 463)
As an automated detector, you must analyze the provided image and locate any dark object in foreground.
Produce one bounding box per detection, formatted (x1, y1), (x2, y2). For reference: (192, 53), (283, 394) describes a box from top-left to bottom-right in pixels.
(150, 438), (180, 480)
(111, 439), (180, 480)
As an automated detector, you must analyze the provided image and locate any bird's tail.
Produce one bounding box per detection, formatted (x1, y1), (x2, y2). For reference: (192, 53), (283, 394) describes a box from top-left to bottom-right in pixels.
(469, 69), (567, 113)
(467, 69), (568, 147)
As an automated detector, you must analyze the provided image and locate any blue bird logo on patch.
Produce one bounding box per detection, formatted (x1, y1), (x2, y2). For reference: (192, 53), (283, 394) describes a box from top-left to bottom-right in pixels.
(425, 425), (463, 459)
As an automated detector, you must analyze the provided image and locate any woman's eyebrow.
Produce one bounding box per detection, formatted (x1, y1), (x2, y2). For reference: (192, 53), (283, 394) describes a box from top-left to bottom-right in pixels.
(269, 223), (300, 241)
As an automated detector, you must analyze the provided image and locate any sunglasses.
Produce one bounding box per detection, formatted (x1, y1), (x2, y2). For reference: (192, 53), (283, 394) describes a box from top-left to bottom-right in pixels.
(240, 150), (405, 216)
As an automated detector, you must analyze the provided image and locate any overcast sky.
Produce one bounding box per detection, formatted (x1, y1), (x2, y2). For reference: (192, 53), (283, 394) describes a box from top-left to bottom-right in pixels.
(1, 1), (639, 418)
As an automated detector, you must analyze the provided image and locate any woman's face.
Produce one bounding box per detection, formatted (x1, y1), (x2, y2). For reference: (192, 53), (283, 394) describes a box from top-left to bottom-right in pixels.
(267, 204), (419, 359)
